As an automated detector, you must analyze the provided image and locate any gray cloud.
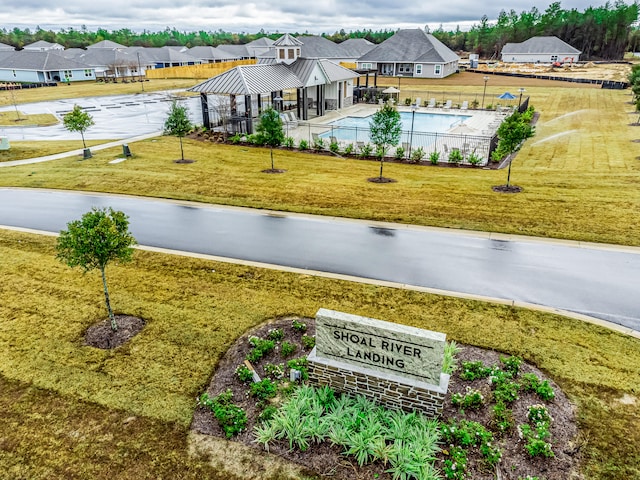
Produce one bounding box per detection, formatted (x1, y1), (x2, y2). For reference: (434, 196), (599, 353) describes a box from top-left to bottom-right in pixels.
(0, 0), (617, 35)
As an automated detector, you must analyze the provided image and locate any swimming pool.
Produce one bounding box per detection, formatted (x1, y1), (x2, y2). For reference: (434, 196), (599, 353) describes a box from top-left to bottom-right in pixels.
(321, 111), (472, 142)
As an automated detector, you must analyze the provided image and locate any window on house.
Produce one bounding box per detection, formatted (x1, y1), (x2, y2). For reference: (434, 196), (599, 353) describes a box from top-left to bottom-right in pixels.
(288, 48), (294, 59)
(434, 65), (442, 75)
(279, 49), (285, 59)
(551, 55), (558, 61)
(361, 62), (372, 69)
(296, 48), (300, 56)
(84, 69), (92, 77)
(415, 64), (423, 75)
(64, 70), (73, 78)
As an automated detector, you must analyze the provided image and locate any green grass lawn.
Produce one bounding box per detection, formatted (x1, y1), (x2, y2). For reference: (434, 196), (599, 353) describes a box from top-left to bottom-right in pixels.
(0, 140), (108, 162)
(0, 111), (58, 127)
(2, 77), (639, 479)
(0, 229), (638, 479)
(2, 84), (639, 245)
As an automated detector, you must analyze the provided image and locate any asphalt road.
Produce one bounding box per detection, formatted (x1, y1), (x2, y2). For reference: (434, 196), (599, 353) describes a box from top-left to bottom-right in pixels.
(1, 188), (639, 331)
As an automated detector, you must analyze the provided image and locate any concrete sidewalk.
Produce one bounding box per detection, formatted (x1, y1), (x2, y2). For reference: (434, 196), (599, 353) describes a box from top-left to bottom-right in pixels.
(0, 131), (163, 168)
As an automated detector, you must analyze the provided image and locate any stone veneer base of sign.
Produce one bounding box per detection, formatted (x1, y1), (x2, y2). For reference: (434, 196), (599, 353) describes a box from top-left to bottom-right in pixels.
(307, 347), (450, 417)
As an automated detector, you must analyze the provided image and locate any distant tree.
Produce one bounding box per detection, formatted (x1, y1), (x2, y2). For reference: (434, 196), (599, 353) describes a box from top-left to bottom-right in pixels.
(56, 208), (136, 332)
(369, 102), (402, 180)
(63, 105), (94, 149)
(255, 107), (285, 171)
(164, 99), (193, 162)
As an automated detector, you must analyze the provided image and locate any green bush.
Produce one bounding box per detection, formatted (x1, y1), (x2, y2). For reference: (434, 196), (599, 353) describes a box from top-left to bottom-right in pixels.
(280, 341), (297, 358)
(313, 138), (325, 151)
(235, 364), (254, 383)
(301, 334), (316, 350)
(199, 390), (247, 438)
(298, 139), (309, 150)
(359, 143), (373, 158)
(229, 133), (243, 144)
(291, 318), (307, 332)
(263, 362), (285, 379)
(451, 387), (484, 410)
(246, 336), (275, 363)
(521, 373), (556, 401)
(429, 150), (440, 165)
(460, 361), (492, 381)
(411, 146), (425, 162)
(343, 143), (355, 155)
(448, 149), (463, 165)
(287, 357), (309, 380)
(283, 136), (294, 148)
(250, 378), (278, 402)
(442, 446), (467, 480)
(267, 328), (284, 341)
(467, 152), (482, 166)
(500, 356), (523, 377)
(329, 141), (341, 154)
(492, 401), (514, 434)
(394, 146), (405, 159)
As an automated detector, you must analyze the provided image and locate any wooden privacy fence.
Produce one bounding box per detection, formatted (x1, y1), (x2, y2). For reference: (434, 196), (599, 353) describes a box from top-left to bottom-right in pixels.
(145, 59), (256, 79)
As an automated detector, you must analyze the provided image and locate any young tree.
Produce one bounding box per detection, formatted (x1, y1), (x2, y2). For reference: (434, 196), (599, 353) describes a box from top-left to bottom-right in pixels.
(56, 208), (136, 332)
(495, 111), (535, 188)
(369, 102), (402, 180)
(63, 104), (94, 149)
(164, 99), (193, 162)
(255, 107), (285, 171)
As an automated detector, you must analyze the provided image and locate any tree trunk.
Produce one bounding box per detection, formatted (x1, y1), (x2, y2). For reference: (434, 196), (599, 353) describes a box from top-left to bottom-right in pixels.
(179, 136), (185, 161)
(506, 159), (512, 188)
(270, 146), (274, 170)
(379, 158), (384, 179)
(81, 131), (86, 149)
(101, 266), (117, 331)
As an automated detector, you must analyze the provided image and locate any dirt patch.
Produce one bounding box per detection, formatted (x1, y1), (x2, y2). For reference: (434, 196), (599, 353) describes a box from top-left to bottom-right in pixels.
(192, 316), (580, 480)
(84, 315), (146, 349)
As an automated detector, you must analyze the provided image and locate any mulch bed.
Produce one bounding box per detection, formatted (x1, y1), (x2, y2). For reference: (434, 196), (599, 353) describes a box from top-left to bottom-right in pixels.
(84, 314), (146, 349)
(192, 316), (580, 480)
(492, 184), (524, 193)
(367, 176), (397, 183)
(174, 159), (196, 164)
(261, 168), (287, 174)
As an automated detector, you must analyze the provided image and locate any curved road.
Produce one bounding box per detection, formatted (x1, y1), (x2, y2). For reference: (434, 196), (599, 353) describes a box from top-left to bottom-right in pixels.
(1, 188), (639, 333)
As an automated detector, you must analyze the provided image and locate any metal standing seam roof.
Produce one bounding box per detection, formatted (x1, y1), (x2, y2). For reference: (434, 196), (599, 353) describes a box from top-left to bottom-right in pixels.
(501, 36), (581, 55)
(189, 64), (304, 95)
(358, 29), (459, 64)
(274, 33), (303, 47)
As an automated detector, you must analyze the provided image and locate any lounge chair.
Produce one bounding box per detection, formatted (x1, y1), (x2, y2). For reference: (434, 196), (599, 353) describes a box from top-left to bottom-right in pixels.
(443, 100), (452, 110)
(330, 136), (338, 145)
(460, 101), (469, 110)
(426, 98), (436, 108)
(414, 97), (422, 108)
(286, 111), (298, 127)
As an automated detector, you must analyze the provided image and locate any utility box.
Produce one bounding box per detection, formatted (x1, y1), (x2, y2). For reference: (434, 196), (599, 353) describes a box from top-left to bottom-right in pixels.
(122, 144), (132, 157)
(0, 136), (9, 150)
(469, 54), (479, 69)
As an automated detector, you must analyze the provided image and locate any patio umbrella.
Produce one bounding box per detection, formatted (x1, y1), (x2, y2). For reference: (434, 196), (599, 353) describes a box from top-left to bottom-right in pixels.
(449, 123), (478, 134)
(382, 86), (401, 103)
(497, 92), (517, 100)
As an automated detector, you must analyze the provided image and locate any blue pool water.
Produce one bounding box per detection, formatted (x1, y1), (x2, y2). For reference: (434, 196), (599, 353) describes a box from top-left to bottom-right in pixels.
(322, 111), (471, 142)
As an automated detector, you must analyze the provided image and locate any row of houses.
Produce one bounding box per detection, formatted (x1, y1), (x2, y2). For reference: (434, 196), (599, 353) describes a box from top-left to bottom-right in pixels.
(0, 32), (582, 85)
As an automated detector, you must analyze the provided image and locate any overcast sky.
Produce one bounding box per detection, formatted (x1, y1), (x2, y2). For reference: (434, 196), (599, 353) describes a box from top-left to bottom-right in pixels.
(0, 1), (617, 35)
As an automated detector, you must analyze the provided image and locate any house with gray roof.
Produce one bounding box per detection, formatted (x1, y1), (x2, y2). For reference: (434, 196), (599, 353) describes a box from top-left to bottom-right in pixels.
(187, 46), (241, 63)
(0, 42), (15, 51)
(87, 40), (127, 51)
(65, 48), (145, 79)
(357, 28), (459, 78)
(0, 51), (94, 83)
(501, 36), (581, 63)
(23, 40), (64, 52)
(338, 38), (375, 59)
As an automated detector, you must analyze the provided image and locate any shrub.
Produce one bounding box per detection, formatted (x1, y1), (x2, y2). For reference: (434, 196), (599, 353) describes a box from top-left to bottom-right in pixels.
(343, 143), (355, 155)
(291, 318), (307, 332)
(283, 136), (294, 148)
(280, 341), (297, 358)
(442, 446), (467, 480)
(329, 141), (340, 154)
(247, 336), (275, 363)
(313, 138), (325, 151)
(493, 380), (520, 404)
(359, 143), (373, 158)
(448, 149), (463, 165)
(250, 378), (278, 402)
(429, 150), (440, 165)
(521, 373), (555, 401)
(229, 133), (243, 144)
(460, 361), (492, 381)
(451, 387), (484, 410)
(492, 402), (514, 434)
(394, 146), (405, 159)
(298, 139), (309, 150)
(467, 152), (482, 166)
(375, 145), (386, 160)
(301, 334), (316, 350)
(264, 362), (286, 379)
(199, 390), (247, 438)
(267, 328), (284, 341)
(235, 364), (254, 383)
(500, 356), (523, 377)
(404, 97), (412, 105)
(410, 146), (425, 162)
(470, 99), (479, 109)
(527, 404), (553, 426)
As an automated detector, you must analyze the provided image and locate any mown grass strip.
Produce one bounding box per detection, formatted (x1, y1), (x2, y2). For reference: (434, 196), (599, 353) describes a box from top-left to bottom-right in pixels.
(0, 229), (639, 478)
